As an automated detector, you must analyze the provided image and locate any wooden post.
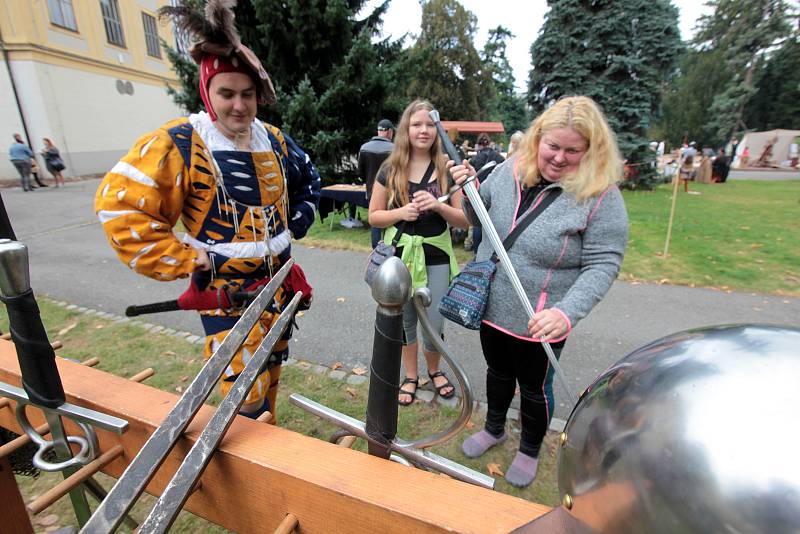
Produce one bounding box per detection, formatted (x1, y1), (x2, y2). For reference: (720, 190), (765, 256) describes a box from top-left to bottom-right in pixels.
(0, 422), (49, 460)
(129, 368), (154, 383)
(274, 513), (299, 534)
(663, 170), (681, 257)
(0, 456), (34, 534)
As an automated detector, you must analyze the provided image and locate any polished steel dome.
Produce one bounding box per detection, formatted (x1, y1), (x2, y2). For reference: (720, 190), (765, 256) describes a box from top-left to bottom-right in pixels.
(558, 324), (800, 534)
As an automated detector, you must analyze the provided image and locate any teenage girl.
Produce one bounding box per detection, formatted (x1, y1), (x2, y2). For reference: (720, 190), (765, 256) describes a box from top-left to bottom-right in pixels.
(368, 99), (469, 405)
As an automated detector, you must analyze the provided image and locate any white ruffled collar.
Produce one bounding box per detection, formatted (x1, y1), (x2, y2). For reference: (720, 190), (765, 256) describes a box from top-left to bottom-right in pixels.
(188, 111), (272, 153)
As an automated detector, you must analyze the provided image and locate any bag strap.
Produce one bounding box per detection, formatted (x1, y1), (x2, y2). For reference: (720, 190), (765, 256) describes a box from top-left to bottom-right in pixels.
(491, 188), (562, 262)
(390, 221), (406, 246)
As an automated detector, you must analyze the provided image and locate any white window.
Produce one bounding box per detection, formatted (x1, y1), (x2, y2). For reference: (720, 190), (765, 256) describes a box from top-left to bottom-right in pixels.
(142, 12), (161, 58)
(100, 0), (126, 47)
(47, 0), (78, 31)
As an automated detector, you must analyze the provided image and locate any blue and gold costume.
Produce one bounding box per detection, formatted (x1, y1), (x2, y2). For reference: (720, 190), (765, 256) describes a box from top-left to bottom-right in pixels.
(95, 115), (320, 418)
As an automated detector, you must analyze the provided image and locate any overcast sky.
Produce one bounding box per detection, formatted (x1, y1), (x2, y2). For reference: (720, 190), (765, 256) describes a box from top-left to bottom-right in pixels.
(361, 0), (713, 92)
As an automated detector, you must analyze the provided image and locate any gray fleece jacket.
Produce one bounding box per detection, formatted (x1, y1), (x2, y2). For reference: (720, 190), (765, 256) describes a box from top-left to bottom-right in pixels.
(463, 157), (628, 340)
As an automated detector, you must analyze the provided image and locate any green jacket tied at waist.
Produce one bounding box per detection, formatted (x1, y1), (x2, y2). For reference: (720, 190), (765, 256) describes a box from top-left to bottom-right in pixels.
(383, 226), (459, 291)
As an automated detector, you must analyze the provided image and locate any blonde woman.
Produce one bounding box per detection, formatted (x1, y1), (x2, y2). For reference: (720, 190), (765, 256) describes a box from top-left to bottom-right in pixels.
(449, 96), (628, 487)
(368, 99), (469, 405)
(41, 138), (66, 187)
(507, 130), (524, 157)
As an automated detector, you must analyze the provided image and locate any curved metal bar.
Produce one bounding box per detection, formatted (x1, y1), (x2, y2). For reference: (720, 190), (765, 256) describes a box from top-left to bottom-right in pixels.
(329, 429), (355, 444)
(406, 288), (473, 450)
(16, 401), (96, 471)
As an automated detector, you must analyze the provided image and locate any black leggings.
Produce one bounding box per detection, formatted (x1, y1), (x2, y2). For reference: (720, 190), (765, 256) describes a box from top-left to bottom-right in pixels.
(479, 324), (564, 457)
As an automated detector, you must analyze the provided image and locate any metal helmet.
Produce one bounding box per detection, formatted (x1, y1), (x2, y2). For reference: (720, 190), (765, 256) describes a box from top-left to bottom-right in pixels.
(558, 324), (800, 534)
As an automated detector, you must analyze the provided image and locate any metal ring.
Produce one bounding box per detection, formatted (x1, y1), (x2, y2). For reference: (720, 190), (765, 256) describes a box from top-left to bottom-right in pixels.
(16, 402), (98, 472)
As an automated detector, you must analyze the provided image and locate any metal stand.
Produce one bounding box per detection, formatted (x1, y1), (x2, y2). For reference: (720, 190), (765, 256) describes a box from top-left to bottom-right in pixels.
(290, 257), (494, 489)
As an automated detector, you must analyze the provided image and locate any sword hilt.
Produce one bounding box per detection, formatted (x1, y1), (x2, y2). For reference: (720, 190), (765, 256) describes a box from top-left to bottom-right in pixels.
(0, 240), (66, 408)
(125, 300), (181, 317)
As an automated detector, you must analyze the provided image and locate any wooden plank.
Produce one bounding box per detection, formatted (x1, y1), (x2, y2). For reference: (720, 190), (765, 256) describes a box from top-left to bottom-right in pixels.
(0, 456), (35, 534)
(0, 341), (549, 533)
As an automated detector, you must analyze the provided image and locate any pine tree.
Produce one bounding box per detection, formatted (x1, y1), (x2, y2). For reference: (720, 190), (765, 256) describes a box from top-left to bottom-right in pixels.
(694, 0), (793, 140)
(407, 0), (493, 120)
(528, 0), (683, 190)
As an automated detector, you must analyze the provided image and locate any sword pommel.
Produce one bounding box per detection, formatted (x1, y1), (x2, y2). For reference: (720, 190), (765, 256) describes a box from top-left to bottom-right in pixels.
(0, 239), (31, 298)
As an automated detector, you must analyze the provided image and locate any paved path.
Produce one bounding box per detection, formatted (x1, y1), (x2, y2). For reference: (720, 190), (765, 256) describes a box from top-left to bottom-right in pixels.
(3, 180), (799, 419)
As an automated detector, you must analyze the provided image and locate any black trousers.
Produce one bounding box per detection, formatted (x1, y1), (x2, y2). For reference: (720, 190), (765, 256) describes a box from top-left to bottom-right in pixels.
(479, 324), (564, 457)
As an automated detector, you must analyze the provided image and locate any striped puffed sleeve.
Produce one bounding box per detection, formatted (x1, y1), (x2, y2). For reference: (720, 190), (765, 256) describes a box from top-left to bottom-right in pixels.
(94, 122), (198, 281)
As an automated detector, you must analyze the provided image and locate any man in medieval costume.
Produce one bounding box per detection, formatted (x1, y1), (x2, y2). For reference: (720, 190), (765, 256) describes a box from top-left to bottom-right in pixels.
(95, 0), (320, 421)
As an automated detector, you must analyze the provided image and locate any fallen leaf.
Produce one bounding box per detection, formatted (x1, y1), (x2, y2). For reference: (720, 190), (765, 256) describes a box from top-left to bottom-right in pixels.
(466, 421), (475, 429)
(95, 324), (104, 329)
(487, 463), (504, 477)
(740, 226), (750, 230)
(58, 322), (78, 336)
(296, 311), (305, 318)
(162, 350), (176, 357)
(336, 297), (347, 303)
(352, 366), (367, 376)
(332, 361), (343, 370)
(179, 376), (189, 382)
(658, 278), (670, 284)
(175, 386), (183, 393)
(418, 376), (430, 386)
(37, 514), (59, 527)
(45, 526), (62, 533)
(297, 361), (311, 370)
(345, 387), (357, 398)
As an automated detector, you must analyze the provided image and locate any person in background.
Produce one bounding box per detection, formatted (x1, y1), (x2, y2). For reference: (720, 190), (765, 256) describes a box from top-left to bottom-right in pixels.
(507, 130), (524, 157)
(9, 134), (34, 192)
(96, 1), (320, 421)
(449, 96), (628, 487)
(712, 148), (730, 183)
(368, 99), (469, 406)
(465, 133), (505, 251)
(41, 138), (66, 187)
(359, 119), (395, 248)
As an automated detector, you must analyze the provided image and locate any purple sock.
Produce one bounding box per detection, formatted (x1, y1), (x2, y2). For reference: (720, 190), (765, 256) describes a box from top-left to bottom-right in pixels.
(505, 451), (539, 487)
(461, 429), (507, 458)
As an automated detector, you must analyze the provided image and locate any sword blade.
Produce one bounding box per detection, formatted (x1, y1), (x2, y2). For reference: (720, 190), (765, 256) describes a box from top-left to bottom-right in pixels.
(81, 259), (295, 533)
(138, 292), (303, 534)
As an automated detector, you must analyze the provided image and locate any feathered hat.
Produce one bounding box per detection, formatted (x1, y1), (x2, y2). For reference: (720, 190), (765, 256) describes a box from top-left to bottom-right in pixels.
(159, 0), (276, 120)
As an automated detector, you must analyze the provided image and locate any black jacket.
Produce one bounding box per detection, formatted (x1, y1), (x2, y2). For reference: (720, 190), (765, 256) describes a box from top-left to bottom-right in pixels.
(358, 136), (394, 200)
(469, 147), (505, 181)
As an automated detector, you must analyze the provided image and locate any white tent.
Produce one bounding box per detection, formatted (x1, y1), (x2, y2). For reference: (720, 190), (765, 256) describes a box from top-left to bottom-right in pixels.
(734, 129), (800, 169)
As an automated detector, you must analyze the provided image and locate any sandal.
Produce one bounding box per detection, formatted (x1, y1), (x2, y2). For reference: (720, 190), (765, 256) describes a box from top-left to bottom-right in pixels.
(398, 377), (418, 406)
(428, 371), (455, 399)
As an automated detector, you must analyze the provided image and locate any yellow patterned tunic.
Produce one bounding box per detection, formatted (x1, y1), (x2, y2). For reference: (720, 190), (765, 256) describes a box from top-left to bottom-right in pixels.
(95, 116), (320, 416)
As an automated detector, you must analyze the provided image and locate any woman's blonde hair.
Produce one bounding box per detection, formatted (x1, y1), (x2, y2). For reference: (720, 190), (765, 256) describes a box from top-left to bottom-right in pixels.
(379, 99), (449, 208)
(517, 96), (622, 201)
(507, 130), (524, 156)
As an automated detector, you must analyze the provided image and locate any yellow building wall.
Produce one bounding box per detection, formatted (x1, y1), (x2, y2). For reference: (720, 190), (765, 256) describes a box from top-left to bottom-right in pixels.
(1, 0), (186, 180)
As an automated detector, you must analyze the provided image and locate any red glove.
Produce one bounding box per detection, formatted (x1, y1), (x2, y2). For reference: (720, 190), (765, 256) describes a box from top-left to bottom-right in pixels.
(177, 272), (232, 311)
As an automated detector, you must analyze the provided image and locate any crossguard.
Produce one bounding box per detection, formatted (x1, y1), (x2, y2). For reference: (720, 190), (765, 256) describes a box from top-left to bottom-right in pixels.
(16, 401), (97, 471)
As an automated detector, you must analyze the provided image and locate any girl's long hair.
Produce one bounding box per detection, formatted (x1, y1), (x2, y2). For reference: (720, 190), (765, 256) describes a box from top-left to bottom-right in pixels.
(43, 137), (54, 148)
(516, 96), (623, 202)
(380, 99), (449, 208)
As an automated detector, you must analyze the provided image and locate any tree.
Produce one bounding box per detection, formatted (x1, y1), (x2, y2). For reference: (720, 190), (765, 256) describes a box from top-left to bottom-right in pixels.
(162, 0), (402, 182)
(528, 0), (683, 190)
(652, 48), (733, 150)
(481, 26), (529, 134)
(694, 0), (793, 140)
(745, 34), (800, 131)
(407, 0), (493, 120)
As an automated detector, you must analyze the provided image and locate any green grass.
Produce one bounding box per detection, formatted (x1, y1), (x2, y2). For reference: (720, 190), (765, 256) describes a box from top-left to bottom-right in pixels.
(621, 181), (800, 295)
(309, 181), (800, 295)
(2, 299), (559, 533)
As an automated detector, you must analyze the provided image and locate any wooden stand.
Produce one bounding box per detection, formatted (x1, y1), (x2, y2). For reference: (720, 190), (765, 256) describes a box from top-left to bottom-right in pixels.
(0, 341), (549, 533)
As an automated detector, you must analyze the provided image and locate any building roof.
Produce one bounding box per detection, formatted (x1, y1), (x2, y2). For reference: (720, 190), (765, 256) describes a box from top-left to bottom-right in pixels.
(441, 121), (505, 134)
